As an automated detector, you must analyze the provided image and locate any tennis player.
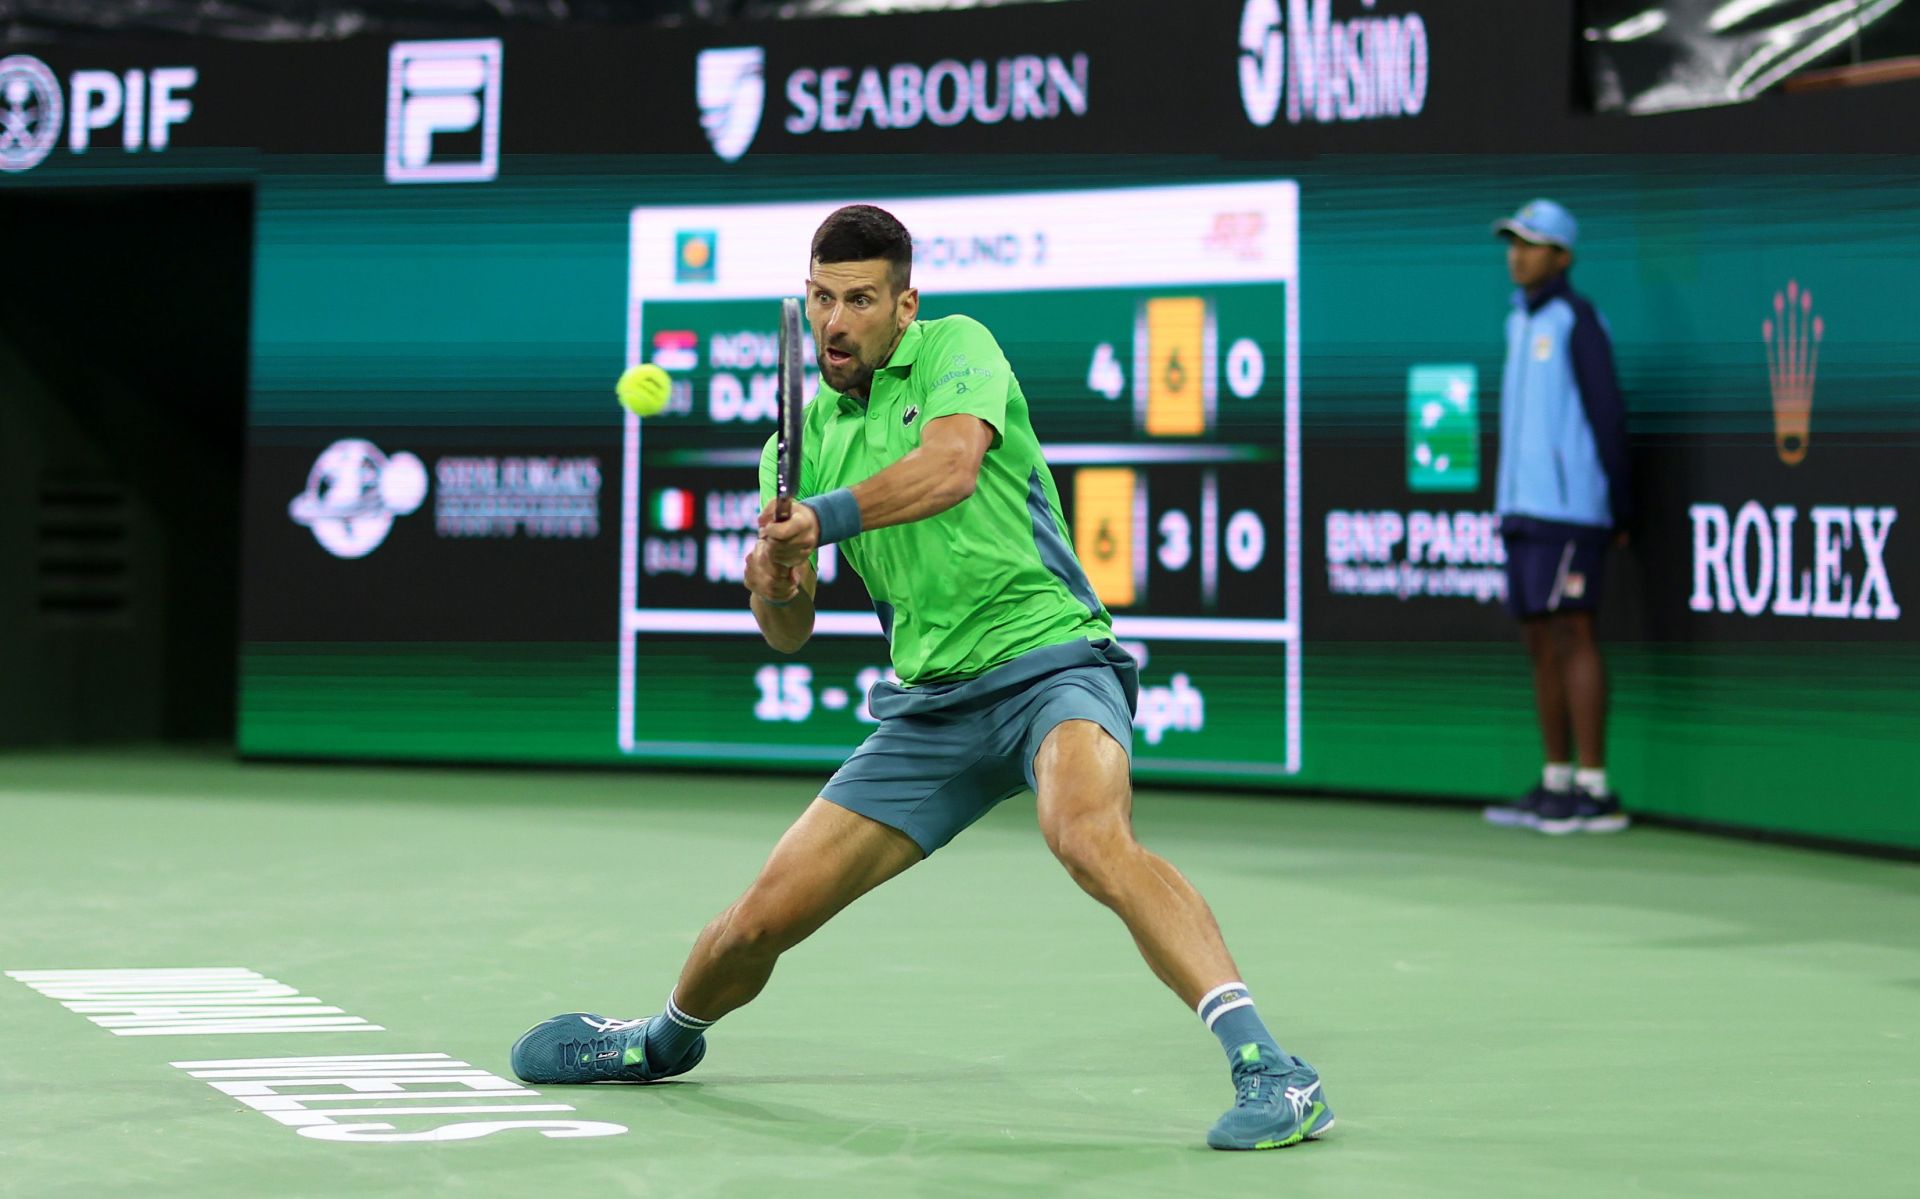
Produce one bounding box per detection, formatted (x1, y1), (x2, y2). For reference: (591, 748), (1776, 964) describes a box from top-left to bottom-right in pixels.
(512, 204), (1332, 1150)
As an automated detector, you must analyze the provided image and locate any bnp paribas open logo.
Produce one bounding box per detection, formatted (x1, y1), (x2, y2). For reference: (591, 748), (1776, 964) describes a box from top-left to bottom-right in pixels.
(288, 439), (429, 559)
(1763, 279), (1823, 466)
(0, 55), (63, 173)
(696, 46), (765, 163)
(1406, 364), (1478, 492)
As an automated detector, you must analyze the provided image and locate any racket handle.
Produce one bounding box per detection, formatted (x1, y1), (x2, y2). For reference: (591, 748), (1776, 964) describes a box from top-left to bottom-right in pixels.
(775, 497), (792, 522)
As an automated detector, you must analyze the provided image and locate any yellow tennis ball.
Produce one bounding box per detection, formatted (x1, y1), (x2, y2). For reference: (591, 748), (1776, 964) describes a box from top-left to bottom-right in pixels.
(616, 363), (672, 417)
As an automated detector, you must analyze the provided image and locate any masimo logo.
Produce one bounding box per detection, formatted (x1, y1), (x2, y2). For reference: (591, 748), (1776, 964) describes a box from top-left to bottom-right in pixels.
(1238, 0), (1429, 128)
(696, 44), (1089, 159)
(0, 54), (197, 174)
(1688, 281), (1900, 624)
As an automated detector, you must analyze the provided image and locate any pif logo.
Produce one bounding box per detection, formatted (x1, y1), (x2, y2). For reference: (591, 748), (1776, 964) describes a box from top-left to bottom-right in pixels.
(0, 56), (62, 172)
(0, 54), (197, 174)
(385, 39), (503, 184)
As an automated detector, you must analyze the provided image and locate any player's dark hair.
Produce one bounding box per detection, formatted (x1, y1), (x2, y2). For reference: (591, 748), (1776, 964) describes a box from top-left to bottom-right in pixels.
(810, 205), (913, 293)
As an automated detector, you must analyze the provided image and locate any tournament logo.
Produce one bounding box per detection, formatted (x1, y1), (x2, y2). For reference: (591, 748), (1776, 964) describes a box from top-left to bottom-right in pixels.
(1762, 278), (1822, 466)
(675, 230), (718, 284)
(0, 55), (63, 174)
(1406, 364), (1478, 492)
(288, 439), (429, 559)
(697, 46), (766, 163)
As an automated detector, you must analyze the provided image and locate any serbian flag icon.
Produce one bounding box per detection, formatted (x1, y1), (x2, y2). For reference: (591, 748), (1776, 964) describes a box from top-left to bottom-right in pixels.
(653, 330), (699, 372)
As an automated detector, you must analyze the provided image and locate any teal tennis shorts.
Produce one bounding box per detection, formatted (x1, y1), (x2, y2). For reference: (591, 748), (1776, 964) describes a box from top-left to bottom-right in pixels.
(819, 638), (1139, 855)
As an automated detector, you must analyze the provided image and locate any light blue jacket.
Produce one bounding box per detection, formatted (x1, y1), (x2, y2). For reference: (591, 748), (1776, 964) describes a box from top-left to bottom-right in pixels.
(1496, 274), (1631, 530)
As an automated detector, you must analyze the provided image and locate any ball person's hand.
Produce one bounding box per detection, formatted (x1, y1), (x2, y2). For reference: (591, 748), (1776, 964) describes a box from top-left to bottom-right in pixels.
(759, 500), (821, 569)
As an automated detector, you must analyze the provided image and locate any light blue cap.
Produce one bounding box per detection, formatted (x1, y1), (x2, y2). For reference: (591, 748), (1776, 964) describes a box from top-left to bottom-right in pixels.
(1494, 198), (1577, 251)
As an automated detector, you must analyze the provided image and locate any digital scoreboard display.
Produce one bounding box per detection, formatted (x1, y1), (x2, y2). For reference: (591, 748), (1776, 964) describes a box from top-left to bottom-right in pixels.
(618, 182), (1301, 778)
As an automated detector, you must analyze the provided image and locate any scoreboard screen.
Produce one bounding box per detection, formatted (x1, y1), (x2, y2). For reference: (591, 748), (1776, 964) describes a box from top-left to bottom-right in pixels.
(618, 182), (1301, 779)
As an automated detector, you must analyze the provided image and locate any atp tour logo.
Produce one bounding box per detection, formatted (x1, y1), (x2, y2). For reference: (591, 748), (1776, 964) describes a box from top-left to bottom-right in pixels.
(697, 47), (766, 164)
(1237, 0), (1430, 127)
(1763, 278), (1822, 466)
(288, 439), (429, 559)
(0, 56), (62, 173)
(385, 39), (503, 184)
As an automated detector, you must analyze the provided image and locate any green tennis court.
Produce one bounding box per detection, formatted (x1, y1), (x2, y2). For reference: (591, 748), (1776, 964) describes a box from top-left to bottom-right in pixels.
(3, 748), (1915, 1197)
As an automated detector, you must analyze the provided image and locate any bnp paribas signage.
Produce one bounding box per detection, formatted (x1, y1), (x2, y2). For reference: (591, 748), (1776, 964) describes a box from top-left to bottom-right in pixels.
(1237, 0), (1430, 128)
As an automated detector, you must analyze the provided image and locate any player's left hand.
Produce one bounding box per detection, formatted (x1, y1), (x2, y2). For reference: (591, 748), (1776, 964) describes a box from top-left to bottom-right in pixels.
(760, 500), (820, 567)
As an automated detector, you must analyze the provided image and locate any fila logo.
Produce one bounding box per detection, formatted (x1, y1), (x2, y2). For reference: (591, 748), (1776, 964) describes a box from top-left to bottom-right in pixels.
(385, 39), (503, 184)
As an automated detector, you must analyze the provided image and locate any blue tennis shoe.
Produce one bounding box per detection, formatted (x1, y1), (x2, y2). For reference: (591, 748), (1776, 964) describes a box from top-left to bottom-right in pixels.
(1207, 1042), (1335, 1150)
(509, 1013), (705, 1084)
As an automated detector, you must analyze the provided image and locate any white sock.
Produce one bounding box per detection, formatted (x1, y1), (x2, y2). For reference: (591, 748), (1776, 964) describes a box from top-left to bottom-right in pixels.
(1543, 762), (1574, 792)
(1574, 767), (1608, 797)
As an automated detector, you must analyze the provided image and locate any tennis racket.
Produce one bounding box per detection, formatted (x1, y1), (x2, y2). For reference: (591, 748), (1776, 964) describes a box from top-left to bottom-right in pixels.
(774, 296), (804, 521)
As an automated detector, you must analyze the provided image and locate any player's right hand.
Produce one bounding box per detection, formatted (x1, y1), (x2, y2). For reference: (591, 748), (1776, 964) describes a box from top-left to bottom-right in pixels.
(744, 538), (802, 605)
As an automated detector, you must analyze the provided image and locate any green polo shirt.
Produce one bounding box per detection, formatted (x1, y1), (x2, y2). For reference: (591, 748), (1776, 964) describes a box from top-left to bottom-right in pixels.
(759, 314), (1112, 685)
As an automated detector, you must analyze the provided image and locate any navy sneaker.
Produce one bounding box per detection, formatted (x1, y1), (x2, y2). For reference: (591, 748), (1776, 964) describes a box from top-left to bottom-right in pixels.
(509, 1013), (705, 1084)
(1484, 784), (1556, 828)
(1206, 1043), (1335, 1150)
(1532, 790), (1630, 836)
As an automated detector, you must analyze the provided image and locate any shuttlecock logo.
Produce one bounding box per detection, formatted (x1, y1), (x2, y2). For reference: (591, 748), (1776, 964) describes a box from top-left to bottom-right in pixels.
(1762, 280), (1822, 466)
(697, 46), (765, 163)
(0, 55), (63, 173)
(288, 439), (429, 559)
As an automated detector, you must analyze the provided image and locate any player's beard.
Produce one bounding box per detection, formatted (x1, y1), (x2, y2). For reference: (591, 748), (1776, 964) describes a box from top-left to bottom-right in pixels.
(818, 342), (876, 397)
(817, 301), (907, 398)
